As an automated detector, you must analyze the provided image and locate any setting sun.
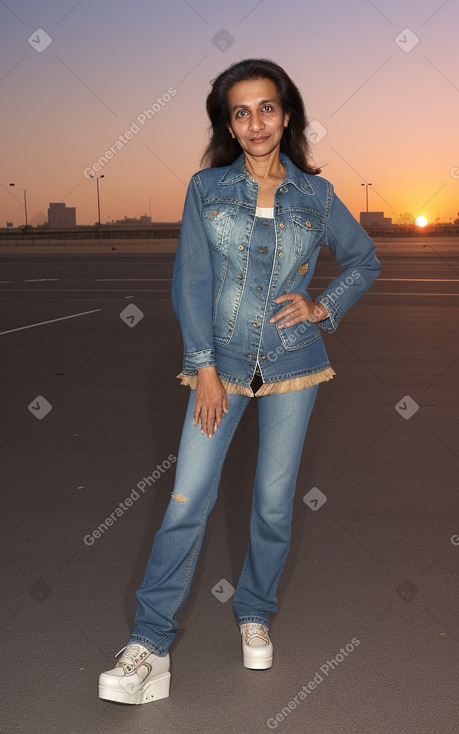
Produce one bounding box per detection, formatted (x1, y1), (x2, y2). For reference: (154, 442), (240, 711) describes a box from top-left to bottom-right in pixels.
(415, 216), (428, 227)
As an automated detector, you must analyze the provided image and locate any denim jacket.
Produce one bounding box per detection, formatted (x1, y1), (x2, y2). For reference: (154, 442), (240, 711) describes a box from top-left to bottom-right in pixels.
(171, 153), (380, 388)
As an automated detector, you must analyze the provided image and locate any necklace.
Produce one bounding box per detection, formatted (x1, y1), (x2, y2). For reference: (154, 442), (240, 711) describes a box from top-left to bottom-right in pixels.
(245, 159), (285, 184)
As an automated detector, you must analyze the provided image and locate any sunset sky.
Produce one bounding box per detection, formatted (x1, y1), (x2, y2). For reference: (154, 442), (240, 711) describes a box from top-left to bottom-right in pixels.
(1, 0), (458, 226)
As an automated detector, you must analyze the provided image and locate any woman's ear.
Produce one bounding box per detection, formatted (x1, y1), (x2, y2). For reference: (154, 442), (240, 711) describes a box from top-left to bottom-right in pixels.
(283, 112), (291, 128)
(226, 123), (236, 139)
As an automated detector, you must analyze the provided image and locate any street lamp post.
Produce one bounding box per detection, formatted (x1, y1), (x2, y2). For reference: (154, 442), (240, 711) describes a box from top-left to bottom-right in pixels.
(361, 183), (373, 213)
(90, 174), (104, 225)
(9, 183), (28, 226)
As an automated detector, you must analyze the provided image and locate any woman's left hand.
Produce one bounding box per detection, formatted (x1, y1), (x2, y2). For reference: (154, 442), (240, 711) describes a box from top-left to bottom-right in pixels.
(269, 293), (329, 328)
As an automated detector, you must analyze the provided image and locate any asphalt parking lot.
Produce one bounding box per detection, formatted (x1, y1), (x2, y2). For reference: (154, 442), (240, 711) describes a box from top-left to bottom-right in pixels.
(1, 236), (458, 734)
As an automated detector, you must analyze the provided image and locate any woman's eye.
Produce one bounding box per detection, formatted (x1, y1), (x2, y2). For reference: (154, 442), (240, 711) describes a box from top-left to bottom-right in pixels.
(262, 105), (273, 112)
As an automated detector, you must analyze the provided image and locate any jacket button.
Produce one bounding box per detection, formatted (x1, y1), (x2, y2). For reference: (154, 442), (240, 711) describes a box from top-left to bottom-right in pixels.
(248, 354), (254, 358)
(298, 263), (309, 275)
(252, 322), (258, 328)
(305, 220), (311, 227)
(256, 285), (262, 291)
(238, 245), (244, 250)
(278, 251), (284, 258)
(261, 355), (267, 359)
(279, 222), (285, 228)
(280, 186), (288, 193)
(237, 274), (243, 279)
(213, 209), (218, 215)
(259, 247), (266, 253)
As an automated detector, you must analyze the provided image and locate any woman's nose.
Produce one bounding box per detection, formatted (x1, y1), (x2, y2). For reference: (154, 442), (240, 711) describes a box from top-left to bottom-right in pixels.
(249, 113), (263, 131)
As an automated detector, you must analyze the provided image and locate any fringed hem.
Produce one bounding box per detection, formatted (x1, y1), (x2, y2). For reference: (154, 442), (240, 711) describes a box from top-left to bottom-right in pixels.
(176, 368), (336, 397)
(255, 368), (336, 395)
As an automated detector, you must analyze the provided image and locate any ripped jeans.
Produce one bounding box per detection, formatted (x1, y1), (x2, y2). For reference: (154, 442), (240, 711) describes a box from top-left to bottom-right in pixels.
(127, 385), (318, 656)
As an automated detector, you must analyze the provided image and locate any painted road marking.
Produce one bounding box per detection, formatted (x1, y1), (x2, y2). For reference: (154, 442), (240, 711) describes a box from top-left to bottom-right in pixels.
(0, 309), (101, 335)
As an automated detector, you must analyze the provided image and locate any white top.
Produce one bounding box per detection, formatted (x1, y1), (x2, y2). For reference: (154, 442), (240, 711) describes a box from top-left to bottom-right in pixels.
(255, 206), (274, 219)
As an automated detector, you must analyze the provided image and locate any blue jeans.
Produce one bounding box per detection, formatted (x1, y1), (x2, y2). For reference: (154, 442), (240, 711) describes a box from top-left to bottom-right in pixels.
(128, 385), (318, 656)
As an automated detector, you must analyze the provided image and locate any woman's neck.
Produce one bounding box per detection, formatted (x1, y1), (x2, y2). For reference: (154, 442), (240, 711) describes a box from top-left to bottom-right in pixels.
(244, 152), (285, 207)
(244, 151), (285, 183)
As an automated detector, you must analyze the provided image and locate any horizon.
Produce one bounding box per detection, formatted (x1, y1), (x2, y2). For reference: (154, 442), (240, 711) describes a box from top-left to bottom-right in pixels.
(1, 0), (458, 227)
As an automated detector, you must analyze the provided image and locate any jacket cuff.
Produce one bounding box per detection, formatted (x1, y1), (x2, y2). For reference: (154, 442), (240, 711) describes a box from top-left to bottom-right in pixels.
(183, 348), (217, 372)
(315, 295), (341, 334)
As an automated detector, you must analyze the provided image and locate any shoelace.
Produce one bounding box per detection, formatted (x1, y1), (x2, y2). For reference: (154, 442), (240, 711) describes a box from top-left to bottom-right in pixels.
(241, 623), (270, 646)
(115, 644), (148, 672)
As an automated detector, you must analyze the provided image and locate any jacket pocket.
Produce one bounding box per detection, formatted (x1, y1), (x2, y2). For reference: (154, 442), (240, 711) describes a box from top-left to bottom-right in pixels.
(202, 204), (238, 252)
(275, 319), (321, 351)
(289, 211), (324, 257)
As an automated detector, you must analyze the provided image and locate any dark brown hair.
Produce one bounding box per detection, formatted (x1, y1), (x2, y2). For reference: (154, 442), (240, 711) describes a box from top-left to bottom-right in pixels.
(201, 58), (321, 175)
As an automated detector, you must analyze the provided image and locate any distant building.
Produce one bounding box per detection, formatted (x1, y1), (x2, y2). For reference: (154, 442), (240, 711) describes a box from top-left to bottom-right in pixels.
(360, 211), (392, 227)
(48, 203), (76, 227)
(110, 215), (152, 226)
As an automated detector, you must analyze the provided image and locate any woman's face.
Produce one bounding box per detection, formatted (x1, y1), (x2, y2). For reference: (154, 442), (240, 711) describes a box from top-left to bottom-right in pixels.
(226, 78), (290, 159)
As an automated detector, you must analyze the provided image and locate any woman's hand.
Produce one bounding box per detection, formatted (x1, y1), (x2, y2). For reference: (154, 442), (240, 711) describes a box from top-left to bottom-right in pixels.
(193, 366), (228, 438)
(269, 293), (329, 328)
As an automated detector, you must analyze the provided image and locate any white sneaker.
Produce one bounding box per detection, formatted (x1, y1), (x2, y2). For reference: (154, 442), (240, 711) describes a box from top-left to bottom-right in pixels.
(240, 623), (273, 669)
(98, 644), (171, 704)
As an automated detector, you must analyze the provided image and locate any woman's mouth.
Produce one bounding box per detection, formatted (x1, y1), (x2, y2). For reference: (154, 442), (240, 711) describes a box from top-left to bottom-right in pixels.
(251, 136), (269, 143)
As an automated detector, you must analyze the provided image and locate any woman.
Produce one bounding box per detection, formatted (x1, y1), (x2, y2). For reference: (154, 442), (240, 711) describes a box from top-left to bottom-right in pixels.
(98, 58), (380, 704)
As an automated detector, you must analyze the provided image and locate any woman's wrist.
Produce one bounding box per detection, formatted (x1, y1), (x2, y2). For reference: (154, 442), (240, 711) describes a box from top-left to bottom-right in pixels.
(197, 365), (220, 381)
(312, 302), (329, 321)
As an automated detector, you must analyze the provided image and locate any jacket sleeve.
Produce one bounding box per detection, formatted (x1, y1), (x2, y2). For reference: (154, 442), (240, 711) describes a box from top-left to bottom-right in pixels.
(171, 175), (217, 372)
(315, 190), (381, 333)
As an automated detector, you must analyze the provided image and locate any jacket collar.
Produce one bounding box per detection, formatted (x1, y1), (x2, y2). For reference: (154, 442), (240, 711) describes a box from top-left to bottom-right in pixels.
(218, 152), (314, 195)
